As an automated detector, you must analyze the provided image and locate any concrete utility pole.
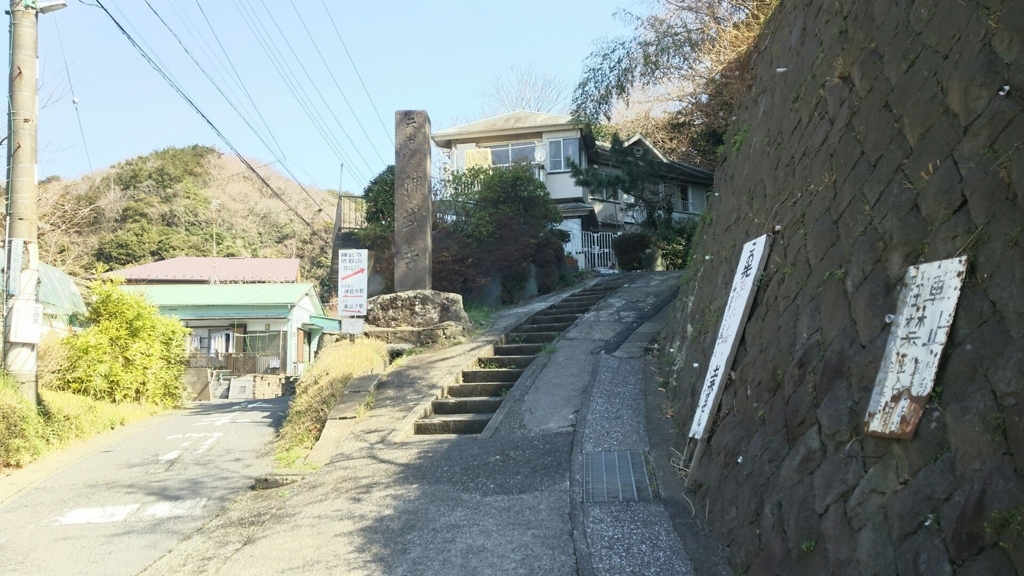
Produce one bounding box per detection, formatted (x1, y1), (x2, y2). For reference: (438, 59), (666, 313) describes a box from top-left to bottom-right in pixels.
(4, 0), (66, 403)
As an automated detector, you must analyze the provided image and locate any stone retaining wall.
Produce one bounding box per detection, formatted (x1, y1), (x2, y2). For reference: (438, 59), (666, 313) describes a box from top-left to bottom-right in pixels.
(660, 0), (1023, 573)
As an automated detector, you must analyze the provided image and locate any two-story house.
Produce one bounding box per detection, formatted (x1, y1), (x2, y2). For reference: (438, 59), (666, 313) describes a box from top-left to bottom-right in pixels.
(431, 111), (714, 269)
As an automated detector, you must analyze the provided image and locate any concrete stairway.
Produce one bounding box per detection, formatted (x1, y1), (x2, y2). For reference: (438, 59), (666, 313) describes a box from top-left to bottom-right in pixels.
(413, 282), (620, 436)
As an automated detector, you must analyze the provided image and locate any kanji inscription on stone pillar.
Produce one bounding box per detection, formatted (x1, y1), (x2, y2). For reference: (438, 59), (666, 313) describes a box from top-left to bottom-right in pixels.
(394, 110), (432, 292)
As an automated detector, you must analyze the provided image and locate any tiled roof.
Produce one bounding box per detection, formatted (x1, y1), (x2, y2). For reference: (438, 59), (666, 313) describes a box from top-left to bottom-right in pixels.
(104, 257), (301, 283)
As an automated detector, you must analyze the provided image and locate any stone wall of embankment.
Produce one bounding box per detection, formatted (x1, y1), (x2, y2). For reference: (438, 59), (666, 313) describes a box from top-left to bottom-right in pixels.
(660, 0), (1024, 573)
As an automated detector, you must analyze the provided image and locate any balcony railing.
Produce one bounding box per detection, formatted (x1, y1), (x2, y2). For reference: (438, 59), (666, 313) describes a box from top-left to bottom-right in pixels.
(188, 352), (282, 376)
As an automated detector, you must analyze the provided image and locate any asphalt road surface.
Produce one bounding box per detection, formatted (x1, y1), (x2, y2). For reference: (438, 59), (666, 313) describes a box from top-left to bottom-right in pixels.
(0, 398), (286, 576)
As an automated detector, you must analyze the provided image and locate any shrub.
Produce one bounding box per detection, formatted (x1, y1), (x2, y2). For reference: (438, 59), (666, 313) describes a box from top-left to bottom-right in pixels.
(275, 339), (389, 466)
(613, 232), (654, 271)
(0, 378), (47, 468)
(652, 220), (698, 270)
(50, 280), (189, 407)
(38, 389), (157, 447)
(0, 375), (157, 470)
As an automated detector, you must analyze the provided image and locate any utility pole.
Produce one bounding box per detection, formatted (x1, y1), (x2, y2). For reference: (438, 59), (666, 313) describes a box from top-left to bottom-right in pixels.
(4, 0), (66, 404)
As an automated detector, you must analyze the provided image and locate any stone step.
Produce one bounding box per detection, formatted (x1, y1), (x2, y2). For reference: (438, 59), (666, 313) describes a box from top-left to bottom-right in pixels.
(546, 303), (595, 312)
(478, 355), (536, 369)
(431, 396), (504, 414)
(529, 313), (580, 325)
(516, 322), (573, 333)
(562, 296), (605, 304)
(505, 332), (560, 344)
(493, 344), (545, 356)
(415, 413), (492, 435)
(461, 368), (524, 383)
(446, 382), (515, 398)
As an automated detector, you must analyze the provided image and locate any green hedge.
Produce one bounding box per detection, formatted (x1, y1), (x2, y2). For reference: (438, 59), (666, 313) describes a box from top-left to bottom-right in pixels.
(612, 232), (654, 271)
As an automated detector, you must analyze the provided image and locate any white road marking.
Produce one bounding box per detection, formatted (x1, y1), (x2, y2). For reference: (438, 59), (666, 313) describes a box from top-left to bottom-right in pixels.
(54, 499), (208, 525)
(194, 413), (236, 426)
(158, 450), (183, 462)
(54, 504), (140, 525)
(160, 433), (223, 460)
(194, 436), (219, 454)
(141, 498), (207, 519)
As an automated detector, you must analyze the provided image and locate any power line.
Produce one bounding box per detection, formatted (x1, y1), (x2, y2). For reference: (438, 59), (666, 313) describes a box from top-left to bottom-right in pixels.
(288, 0), (386, 165)
(88, 0), (326, 242)
(52, 15), (92, 173)
(142, 0), (328, 216)
(254, 0), (375, 174)
(231, 0), (367, 182)
(187, 1), (287, 161)
(320, 0), (394, 146)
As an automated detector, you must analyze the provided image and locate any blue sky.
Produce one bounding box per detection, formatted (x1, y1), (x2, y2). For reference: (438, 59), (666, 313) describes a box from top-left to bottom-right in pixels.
(31, 0), (632, 193)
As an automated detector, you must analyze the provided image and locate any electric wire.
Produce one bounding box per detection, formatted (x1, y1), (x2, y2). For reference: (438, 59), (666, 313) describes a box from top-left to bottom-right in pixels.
(288, 0), (386, 164)
(255, 0), (375, 173)
(89, 0), (326, 241)
(52, 15), (93, 173)
(187, 1), (288, 161)
(143, 0), (328, 215)
(319, 0), (394, 146)
(230, 0), (367, 183)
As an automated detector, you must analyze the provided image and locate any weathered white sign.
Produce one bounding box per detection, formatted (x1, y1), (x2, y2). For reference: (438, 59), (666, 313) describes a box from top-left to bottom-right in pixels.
(688, 234), (770, 440)
(864, 256), (968, 439)
(341, 317), (365, 335)
(338, 249), (369, 316)
(7, 238), (23, 297)
(8, 301), (43, 344)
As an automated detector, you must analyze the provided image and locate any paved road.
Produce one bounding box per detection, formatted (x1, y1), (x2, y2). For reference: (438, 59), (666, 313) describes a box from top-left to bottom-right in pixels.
(143, 273), (702, 575)
(0, 398), (286, 576)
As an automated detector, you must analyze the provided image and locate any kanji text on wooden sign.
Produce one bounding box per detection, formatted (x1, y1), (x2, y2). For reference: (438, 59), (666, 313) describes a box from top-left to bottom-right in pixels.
(864, 256), (968, 439)
(688, 234), (770, 440)
(338, 249), (369, 316)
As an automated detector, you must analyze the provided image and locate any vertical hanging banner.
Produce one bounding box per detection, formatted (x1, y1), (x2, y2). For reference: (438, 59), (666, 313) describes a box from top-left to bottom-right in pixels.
(864, 256), (968, 439)
(688, 234), (771, 440)
(338, 249), (369, 317)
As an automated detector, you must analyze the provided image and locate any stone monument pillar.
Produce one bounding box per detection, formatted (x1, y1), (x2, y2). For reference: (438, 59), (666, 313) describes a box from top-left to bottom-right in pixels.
(394, 110), (432, 292)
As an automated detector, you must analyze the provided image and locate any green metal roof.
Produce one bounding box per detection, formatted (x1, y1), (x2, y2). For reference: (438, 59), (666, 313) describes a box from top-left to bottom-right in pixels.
(121, 283), (324, 314)
(0, 249), (87, 320)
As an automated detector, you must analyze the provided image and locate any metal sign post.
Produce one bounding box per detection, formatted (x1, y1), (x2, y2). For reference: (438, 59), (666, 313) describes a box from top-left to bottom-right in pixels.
(681, 234), (771, 487)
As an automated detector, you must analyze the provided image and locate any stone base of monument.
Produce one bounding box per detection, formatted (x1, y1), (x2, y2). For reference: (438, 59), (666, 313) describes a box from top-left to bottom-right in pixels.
(364, 290), (471, 348)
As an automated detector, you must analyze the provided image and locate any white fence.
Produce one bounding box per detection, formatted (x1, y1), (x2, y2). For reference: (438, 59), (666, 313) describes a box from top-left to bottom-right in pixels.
(565, 230), (618, 271)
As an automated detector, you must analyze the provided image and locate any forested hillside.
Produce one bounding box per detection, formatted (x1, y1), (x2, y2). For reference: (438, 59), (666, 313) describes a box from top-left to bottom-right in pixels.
(27, 146), (336, 294)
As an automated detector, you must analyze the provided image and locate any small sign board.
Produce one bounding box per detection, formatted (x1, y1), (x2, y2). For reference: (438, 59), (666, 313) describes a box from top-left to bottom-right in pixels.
(8, 301), (43, 344)
(338, 249), (369, 316)
(7, 238), (23, 297)
(864, 256), (968, 439)
(341, 317), (365, 335)
(689, 234), (770, 440)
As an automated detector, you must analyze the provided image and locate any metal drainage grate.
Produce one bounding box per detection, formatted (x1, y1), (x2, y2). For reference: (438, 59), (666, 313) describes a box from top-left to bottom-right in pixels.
(583, 450), (659, 503)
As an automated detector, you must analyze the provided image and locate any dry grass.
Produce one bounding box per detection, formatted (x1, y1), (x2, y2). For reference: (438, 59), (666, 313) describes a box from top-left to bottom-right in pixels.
(274, 339), (389, 467)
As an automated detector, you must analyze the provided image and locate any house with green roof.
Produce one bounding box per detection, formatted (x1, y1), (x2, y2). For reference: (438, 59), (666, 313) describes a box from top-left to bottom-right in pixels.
(0, 249), (87, 335)
(121, 283), (339, 378)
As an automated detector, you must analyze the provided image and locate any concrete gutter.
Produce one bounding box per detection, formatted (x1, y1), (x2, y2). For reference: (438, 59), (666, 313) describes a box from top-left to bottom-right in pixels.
(305, 373), (386, 467)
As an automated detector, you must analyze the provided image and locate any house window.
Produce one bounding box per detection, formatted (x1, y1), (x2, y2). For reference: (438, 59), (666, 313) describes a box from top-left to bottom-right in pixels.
(487, 142), (536, 166)
(547, 138), (580, 172)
